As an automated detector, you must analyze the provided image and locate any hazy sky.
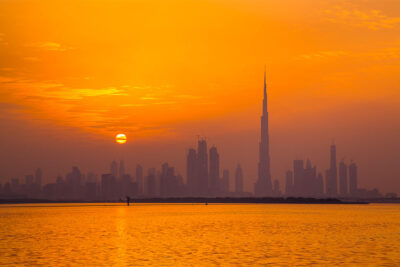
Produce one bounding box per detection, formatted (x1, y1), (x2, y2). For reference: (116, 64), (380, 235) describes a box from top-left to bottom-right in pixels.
(0, 0), (399, 193)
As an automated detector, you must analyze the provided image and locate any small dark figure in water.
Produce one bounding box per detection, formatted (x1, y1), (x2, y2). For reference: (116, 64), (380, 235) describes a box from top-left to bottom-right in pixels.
(126, 196), (130, 206)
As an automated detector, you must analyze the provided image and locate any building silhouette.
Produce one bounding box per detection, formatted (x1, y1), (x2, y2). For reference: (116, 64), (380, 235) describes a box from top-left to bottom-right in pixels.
(101, 174), (115, 200)
(136, 164), (144, 196)
(254, 67), (273, 196)
(349, 162), (358, 196)
(293, 159), (304, 196)
(326, 144), (338, 197)
(119, 160), (125, 179)
(0, 68), (385, 201)
(145, 168), (157, 197)
(303, 159), (316, 196)
(197, 139), (209, 196)
(235, 164), (243, 194)
(316, 173), (324, 197)
(209, 146), (220, 196)
(186, 148), (197, 196)
(160, 163), (181, 197)
(110, 160), (118, 179)
(286, 158), (324, 197)
(339, 160), (348, 196)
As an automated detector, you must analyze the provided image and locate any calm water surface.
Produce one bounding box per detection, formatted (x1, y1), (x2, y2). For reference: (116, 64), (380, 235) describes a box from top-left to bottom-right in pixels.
(0, 203), (399, 266)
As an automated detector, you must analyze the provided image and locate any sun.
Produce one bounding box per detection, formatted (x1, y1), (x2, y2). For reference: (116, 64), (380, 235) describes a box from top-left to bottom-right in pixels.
(115, 133), (127, 144)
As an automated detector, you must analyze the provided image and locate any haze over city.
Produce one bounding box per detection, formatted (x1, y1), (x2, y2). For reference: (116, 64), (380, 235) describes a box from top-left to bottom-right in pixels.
(1, 0), (400, 195)
(2, 1), (400, 266)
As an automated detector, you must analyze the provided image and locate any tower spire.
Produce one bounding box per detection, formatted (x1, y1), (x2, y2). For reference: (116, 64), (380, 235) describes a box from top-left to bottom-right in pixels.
(263, 65), (268, 115)
(255, 65), (272, 196)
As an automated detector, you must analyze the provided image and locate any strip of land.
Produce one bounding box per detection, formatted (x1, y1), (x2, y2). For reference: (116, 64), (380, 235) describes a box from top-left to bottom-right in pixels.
(0, 197), (370, 204)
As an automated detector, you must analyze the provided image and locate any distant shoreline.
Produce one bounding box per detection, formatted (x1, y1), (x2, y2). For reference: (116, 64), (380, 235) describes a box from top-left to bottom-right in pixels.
(0, 197), (373, 205)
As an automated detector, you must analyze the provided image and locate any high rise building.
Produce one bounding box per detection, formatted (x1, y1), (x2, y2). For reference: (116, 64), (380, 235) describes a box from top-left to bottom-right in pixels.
(303, 159), (317, 196)
(349, 162), (358, 196)
(197, 139), (209, 196)
(209, 146), (220, 196)
(293, 159), (304, 196)
(119, 160), (125, 179)
(110, 160), (118, 178)
(160, 163), (178, 197)
(160, 163), (168, 197)
(316, 173), (324, 197)
(254, 67), (272, 196)
(66, 166), (82, 199)
(339, 161), (348, 196)
(101, 173), (115, 200)
(186, 148), (197, 196)
(35, 168), (42, 188)
(145, 168), (157, 197)
(287, 158), (324, 197)
(136, 164), (143, 195)
(235, 164), (243, 193)
(326, 144), (338, 197)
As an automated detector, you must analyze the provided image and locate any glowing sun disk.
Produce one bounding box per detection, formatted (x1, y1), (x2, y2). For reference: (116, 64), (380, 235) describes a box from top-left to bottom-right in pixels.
(116, 133), (127, 144)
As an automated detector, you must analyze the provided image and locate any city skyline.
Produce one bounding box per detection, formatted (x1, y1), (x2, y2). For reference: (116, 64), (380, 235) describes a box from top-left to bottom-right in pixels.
(1, 68), (397, 195)
(0, 71), (392, 200)
(1, 0), (400, 195)
(1, 1), (400, 266)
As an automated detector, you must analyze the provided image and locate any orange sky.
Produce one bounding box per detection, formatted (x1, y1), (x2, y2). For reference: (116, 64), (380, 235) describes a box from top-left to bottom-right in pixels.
(0, 0), (400, 193)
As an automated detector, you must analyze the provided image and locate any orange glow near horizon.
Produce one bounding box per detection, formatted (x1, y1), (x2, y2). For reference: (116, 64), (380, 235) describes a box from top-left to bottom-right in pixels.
(0, 0), (400, 193)
(0, 0), (399, 143)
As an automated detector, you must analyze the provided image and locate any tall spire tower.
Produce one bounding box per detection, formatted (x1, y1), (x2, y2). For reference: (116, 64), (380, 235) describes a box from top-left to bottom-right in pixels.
(254, 66), (272, 196)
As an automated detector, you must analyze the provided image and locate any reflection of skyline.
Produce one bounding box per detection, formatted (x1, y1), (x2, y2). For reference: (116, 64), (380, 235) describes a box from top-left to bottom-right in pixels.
(0, 71), (394, 201)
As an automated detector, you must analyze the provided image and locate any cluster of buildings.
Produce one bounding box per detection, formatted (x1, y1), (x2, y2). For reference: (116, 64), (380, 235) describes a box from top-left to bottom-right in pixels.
(252, 69), (384, 199)
(0, 157), (247, 201)
(186, 140), (246, 197)
(284, 145), (378, 198)
(0, 70), (392, 201)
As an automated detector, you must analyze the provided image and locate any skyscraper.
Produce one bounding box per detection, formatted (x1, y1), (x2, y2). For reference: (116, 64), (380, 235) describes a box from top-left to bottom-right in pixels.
(145, 168), (157, 197)
(339, 160), (348, 196)
(349, 162), (358, 197)
(316, 173), (324, 197)
(119, 160), (125, 179)
(303, 159), (317, 196)
(235, 164), (243, 194)
(110, 160), (118, 178)
(136, 164), (143, 195)
(101, 173), (115, 200)
(209, 146), (220, 196)
(197, 139), (209, 196)
(254, 67), (272, 196)
(186, 148), (197, 195)
(293, 159), (304, 196)
(160, 162), (177, 197)
(326, 144), (338, 197)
